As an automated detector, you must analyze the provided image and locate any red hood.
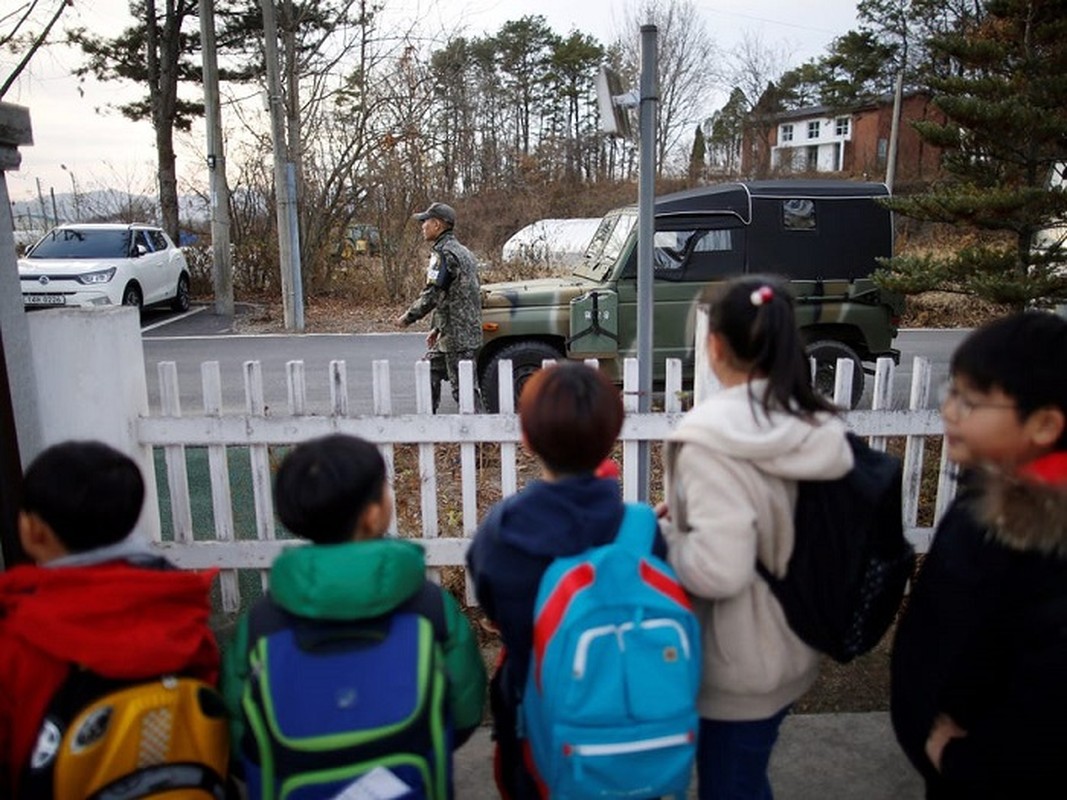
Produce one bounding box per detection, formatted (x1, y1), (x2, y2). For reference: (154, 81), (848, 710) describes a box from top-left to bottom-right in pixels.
(1019, 452), (1067, 485)
(0, 563), (218, 678)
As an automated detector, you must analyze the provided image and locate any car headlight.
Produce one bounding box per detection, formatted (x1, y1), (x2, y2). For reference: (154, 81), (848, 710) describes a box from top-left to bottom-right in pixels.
(78, 267), (117, 285)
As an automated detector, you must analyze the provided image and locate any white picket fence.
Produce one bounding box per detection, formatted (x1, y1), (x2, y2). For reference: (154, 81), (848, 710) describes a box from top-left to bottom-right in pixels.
(138, 353), (952, 614)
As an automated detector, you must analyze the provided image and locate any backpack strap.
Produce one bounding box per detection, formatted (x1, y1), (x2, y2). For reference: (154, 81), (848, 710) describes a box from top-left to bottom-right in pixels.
(612, 503), (658, 556)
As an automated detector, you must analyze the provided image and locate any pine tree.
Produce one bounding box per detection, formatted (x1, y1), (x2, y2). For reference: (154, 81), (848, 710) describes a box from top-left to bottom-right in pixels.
(875, 0), (1067, 308)
(688, 124), (706, 183)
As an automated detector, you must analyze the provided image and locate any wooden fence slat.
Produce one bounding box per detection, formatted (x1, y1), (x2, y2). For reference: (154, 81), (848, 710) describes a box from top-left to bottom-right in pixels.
(286, 361), (307, 417)
(869, 357), (896, 452)
(158, 362), (193, 544)
(372, 360), (398, 537)
(201, 361), (240, 613)
(330, 360), (349, 417)
(498, 360), (518, 499)
(244, 361), (274, 591)
(665, 358), (683, 414)
(902, 357), (932, 528)
(459, 360), (479, 606)
(414, 360), (439, 542)
(833, 357), (856, 409)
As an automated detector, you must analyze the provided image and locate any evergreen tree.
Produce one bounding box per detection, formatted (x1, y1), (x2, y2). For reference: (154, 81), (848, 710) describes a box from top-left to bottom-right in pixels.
(688, 124), (706, 183)
(875, 0), (1067, 308)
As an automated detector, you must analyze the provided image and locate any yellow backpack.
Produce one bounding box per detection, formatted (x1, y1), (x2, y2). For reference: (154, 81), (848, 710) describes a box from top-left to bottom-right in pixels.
(22, 669), (231, 800)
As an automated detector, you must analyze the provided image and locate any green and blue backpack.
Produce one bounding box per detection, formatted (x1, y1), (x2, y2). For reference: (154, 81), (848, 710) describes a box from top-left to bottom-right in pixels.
(239, 582), (451, 800)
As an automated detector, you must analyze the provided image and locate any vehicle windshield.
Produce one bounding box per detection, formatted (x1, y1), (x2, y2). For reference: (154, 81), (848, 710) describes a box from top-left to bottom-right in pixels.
(27, 228), (131, 259)
(575, 211), (637, 279)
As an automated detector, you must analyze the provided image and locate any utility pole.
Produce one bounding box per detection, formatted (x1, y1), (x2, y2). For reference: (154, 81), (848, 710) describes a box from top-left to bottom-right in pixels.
(636, 24), (658, 502)
(886, 71), (904, 193)
(198, 0), (234, 316)
(260, 0), (303, 331)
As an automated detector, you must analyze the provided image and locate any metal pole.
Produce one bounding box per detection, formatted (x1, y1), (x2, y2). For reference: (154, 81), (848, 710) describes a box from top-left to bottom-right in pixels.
(636, 24), (658, 502)
(260, 0), (297, 330)
(198, 0), (234, 317)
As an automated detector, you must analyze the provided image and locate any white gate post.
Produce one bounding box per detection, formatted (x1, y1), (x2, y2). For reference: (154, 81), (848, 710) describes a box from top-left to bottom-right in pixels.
(25, 308), (160, 541)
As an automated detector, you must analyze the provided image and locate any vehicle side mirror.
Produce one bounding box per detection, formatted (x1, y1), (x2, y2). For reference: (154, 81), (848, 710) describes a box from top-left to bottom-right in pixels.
(135, 243), (148, 256)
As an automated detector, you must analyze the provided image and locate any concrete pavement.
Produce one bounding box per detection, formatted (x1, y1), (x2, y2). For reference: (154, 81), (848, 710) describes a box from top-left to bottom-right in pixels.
(453, 712), (924, 799)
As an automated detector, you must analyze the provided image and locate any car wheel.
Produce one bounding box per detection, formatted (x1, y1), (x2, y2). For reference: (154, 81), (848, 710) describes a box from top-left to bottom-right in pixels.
(121, 283), (143, 311)
(807, 340), (865, 408)
(171, 274), (190, 312)
(479, 341), (563, 413)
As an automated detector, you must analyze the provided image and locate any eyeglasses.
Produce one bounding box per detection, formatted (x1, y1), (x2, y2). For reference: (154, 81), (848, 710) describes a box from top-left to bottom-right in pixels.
(937, 382), (1017, 419)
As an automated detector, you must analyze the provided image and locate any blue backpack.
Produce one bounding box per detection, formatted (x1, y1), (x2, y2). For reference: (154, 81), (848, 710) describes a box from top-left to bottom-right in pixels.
(240, 583), (451, 800)
(521, 503), (701, 799)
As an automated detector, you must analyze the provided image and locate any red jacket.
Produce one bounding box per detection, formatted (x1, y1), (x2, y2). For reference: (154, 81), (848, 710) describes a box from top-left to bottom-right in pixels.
(0, 561), (219, 795)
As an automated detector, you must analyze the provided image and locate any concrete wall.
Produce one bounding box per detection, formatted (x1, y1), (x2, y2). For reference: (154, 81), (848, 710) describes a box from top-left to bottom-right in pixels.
(25, 308), (161, 540)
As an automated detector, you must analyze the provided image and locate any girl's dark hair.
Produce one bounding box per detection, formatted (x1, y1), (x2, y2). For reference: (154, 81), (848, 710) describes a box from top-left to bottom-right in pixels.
(21, 440), (145, 552)
(701, 275), (837, 418)
(274, 434), (387, 544)
(519, 362), (624, 474)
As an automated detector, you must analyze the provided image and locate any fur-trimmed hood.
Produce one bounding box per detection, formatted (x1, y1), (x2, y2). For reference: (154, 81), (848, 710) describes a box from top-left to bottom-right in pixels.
(978, 452), (1067, 558)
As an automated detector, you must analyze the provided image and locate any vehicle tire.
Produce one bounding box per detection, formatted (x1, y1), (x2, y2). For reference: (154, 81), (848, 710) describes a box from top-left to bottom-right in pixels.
(121, 283), (143, 311)
(806, 340), (865, 408)
(171, 273), (191, 312)
(479, 341), (563, 413)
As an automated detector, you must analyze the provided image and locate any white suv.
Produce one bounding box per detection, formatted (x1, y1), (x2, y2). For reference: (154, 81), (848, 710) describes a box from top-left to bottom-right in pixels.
(19, 223), (191, 312)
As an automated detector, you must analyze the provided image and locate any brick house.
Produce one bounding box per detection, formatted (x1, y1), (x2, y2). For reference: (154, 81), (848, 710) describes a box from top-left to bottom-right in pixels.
(742, 92), (946, 183)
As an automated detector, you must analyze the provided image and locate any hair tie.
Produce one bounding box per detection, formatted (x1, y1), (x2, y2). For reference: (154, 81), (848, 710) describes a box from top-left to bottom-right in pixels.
(750, 286), (774, 306)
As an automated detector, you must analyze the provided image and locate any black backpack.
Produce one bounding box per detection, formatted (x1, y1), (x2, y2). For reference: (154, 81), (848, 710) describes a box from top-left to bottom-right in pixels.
(758, 433), (915, 664)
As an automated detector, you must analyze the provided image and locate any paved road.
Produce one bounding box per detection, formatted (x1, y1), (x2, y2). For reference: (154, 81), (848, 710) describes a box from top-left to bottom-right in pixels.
(140, 305), (969, 415)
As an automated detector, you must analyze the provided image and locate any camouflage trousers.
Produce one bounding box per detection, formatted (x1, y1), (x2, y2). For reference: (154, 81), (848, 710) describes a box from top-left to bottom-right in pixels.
(427, 348), (480, 412)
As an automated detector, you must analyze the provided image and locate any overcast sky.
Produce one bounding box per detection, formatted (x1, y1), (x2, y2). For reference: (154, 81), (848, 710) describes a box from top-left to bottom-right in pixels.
(4, 0), (859, 205)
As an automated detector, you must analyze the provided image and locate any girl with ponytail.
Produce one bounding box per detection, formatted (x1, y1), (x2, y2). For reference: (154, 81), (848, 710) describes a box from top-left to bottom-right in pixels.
(660, 275), (854, 799)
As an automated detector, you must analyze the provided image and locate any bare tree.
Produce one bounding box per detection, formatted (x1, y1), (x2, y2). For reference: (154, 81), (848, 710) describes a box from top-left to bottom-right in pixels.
(1, 0), (73, 99)
(615, 0), (720, 174)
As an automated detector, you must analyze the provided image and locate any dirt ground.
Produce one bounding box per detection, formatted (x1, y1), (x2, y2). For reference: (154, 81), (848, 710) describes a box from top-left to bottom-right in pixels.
(227, 289), (1003, 714)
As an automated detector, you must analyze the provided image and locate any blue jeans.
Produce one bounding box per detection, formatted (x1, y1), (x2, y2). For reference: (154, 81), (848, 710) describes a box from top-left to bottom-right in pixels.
(696, 706), (791, 800)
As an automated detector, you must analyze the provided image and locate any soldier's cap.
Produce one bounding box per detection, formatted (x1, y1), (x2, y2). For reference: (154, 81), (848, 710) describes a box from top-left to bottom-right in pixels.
(413, 202), (456, 226)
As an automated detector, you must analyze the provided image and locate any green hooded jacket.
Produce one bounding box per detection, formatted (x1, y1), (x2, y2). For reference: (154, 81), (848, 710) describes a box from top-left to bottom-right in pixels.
(220, 538), (486, 749)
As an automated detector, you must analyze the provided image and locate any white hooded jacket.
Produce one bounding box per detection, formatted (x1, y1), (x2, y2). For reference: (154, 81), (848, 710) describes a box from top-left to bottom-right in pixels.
(662, 380), (853, 720)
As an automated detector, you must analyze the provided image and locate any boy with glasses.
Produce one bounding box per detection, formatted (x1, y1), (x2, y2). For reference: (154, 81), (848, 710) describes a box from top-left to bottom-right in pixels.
(891, 311), (1067, 798)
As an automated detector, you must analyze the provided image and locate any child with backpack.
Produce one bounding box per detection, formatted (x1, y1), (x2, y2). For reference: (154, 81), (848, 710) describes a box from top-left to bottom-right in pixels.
(890, 311), (1067, 798)
(0, 440), (223, 797)
(467, 362), (700, 799)
(221, 433), (486, 799)
(659, 276), (854, 800)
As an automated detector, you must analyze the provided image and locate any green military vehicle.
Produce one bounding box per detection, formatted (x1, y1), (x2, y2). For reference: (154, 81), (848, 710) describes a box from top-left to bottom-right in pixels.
(477, 180), (904, 411)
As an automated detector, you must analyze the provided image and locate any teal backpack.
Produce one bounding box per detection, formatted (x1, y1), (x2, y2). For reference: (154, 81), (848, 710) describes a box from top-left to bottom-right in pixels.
(521, 503), (701, 799)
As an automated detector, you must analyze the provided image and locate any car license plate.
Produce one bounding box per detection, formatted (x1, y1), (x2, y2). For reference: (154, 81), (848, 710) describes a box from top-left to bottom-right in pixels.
(23, 293), (66, 306)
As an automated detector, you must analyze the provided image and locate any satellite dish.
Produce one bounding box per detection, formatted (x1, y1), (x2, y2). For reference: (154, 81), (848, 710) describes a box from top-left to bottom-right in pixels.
(596, 66), (634, 138)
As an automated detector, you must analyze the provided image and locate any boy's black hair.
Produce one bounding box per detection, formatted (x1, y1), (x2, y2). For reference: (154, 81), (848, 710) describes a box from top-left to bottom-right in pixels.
(952, 311), (1067, 448)
(518, 362), (624, 475)
(274, 434), (387, 544)
(702, 275), (837, 418)
(21, 440), (145, 553)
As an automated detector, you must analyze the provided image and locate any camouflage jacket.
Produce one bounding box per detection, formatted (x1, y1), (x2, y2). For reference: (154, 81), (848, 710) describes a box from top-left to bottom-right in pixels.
(401, 231), (483, 352)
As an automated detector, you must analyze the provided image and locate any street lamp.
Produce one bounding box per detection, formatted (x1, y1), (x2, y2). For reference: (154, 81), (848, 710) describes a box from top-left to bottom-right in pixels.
(60, 163), (79, 222)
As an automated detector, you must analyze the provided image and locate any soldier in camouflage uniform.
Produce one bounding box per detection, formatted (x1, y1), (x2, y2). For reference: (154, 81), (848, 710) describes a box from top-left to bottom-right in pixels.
(395, 202), (483, 412)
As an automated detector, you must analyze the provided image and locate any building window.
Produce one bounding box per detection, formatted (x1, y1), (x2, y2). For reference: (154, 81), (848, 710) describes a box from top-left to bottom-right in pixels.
(781, 124), (794, 143)
(835, 117), (850, 136)
(806, 145), (819, 171)
(807, 120), (820, 139)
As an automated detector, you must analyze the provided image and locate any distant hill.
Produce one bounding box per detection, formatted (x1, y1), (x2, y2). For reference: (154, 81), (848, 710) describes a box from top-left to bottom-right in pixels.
(10, 190), (210, 235)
